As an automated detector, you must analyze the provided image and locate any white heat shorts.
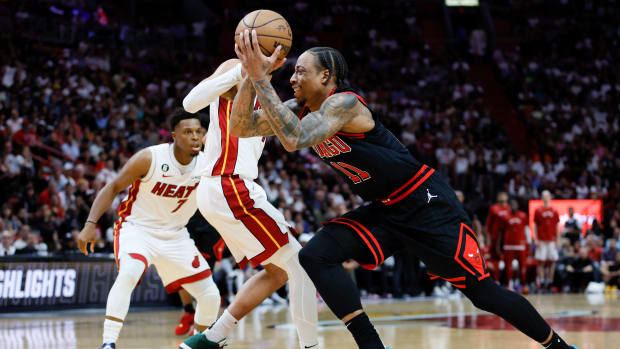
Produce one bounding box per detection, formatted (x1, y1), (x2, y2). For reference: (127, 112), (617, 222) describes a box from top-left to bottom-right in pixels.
(197, 175), (295, 268)
(113, 221), (211, 293)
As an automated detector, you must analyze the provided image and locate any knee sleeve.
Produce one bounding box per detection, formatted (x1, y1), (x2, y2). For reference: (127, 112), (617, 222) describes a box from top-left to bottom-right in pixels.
(461, 276), (550, 342)
(183, 277), (221, 326)
(105, 257), (147, 320)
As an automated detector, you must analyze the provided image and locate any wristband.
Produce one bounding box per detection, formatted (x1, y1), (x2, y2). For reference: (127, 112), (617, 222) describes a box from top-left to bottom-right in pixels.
(86, 220), (97, 225)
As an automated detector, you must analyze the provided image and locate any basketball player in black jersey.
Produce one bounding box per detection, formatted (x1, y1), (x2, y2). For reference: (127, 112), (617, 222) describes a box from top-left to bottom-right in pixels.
(230, 29), (577, 349)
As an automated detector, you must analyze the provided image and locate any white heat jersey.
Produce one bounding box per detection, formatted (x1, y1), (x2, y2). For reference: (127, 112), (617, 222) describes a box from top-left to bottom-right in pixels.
(202, 96), (265, 179)
(115, 143), (206, 237)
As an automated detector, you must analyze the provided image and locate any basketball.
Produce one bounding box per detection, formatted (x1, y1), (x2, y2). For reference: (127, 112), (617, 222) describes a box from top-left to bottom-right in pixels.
(235, 9), (292, 58)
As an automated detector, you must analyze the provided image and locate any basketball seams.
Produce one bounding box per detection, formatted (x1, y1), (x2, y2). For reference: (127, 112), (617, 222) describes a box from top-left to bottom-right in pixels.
(242, 17), (251, 28)
(252, 17), (288, 29)
(251, 10), (261, 29)
(258, 43), (270, 56)
(255, 33), (293, 41)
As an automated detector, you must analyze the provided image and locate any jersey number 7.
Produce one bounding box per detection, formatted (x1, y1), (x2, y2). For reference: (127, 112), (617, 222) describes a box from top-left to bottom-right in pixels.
(172, 199), (188, 213)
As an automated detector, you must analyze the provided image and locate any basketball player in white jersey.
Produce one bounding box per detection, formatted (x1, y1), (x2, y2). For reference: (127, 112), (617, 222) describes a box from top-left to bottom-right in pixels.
(77, 111), (220, 349)
(180, 47), (319, 349)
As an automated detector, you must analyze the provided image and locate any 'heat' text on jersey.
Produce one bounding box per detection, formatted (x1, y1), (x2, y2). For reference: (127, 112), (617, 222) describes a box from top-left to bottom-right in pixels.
(151, 182), (199, 198)
(311, 136), (351, 159)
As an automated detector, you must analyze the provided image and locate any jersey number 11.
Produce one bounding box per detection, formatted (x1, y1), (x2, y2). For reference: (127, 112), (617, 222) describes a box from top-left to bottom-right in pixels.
(330, 162), (371, 184)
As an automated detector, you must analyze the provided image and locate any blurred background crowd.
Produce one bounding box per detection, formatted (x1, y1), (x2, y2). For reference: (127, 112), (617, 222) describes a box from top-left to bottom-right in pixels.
(0, 0), (618, 298)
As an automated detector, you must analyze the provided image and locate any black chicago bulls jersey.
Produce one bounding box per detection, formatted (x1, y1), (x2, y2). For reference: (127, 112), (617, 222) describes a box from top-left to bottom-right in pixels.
(299, 87), (426, 202)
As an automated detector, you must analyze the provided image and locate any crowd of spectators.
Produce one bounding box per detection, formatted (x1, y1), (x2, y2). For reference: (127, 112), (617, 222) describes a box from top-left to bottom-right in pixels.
(484, 1), (619, 294)
(0, 0), (618, 297)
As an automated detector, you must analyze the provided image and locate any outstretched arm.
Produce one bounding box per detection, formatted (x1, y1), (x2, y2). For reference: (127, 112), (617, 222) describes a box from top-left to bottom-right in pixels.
(183, 59), (243, 113)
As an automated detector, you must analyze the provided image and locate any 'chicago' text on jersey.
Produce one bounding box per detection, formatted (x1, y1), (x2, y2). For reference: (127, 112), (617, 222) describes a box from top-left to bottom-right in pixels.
(311, 135), (351, 159)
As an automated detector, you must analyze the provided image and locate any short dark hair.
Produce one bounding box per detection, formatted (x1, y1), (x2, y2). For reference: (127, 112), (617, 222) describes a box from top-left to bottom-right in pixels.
(169, 108), (208, 131)
(307, 47), (348, 87)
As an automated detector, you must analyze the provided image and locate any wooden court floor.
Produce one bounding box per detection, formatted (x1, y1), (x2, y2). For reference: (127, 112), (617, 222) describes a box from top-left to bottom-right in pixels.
(1, 293), (618, 348)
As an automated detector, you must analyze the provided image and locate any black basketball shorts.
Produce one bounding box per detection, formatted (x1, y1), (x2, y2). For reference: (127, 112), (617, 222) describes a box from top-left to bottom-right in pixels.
(317, 171), (489, 289)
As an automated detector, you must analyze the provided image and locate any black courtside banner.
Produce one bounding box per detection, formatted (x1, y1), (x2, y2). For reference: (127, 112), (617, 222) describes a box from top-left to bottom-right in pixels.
(0, 256), (169, 312)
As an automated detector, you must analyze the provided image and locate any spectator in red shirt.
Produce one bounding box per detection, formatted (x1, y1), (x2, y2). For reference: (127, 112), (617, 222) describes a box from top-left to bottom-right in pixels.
(48, 195), (65, 220)
(36, 180), (60, 207)
(486, 191), (510, 281)
(500, 199), (530, 293)
(534, 190), (560, 291)
(12, 120), (39, 146)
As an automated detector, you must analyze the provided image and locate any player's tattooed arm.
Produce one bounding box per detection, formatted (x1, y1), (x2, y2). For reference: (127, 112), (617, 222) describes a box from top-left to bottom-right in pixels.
(229, 77), (275, 138)
(252, 78), (358, 151)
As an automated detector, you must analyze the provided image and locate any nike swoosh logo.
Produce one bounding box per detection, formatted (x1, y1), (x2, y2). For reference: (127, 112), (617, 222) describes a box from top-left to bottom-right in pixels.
(304, 345), (318, 348)
(162, 174), (174, 177)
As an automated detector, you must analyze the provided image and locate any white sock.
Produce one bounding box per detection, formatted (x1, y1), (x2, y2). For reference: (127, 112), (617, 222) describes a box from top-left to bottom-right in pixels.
(204, 309), (238, 342)
(103, 319), (123, 344)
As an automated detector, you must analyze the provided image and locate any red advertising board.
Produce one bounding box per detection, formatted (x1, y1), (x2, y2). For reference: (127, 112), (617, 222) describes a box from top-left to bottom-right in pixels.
(528, 199), (603, 236)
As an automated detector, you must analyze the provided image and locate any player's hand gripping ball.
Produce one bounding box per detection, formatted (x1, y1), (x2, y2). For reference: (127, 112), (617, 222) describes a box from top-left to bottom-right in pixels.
(234, 9), (292, 59)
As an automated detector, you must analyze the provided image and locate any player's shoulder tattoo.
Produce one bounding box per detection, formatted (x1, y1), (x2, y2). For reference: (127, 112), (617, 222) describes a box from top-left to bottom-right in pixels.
(321, 93), (359, 120)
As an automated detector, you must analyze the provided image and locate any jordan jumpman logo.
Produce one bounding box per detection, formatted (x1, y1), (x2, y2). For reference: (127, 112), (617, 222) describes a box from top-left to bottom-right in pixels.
(427, 188), (438, 203)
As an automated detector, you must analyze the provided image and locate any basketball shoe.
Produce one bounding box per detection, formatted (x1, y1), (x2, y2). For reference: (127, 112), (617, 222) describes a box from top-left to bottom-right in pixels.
(101, 344), (115, 349)
(175, 311), (195, 335)
(179, 333), (226, 349)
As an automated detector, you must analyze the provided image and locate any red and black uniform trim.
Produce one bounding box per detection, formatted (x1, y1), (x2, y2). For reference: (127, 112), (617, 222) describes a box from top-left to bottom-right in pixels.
(380, 165), (435, 206)
(327, 217), (385, 270)
(298, 85), (430, 203)
(455, 223), (490, 281)
(213, 238), (226, 262)
(427, 224), (490, 289)
(428, 274), (467, 289)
